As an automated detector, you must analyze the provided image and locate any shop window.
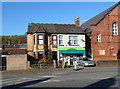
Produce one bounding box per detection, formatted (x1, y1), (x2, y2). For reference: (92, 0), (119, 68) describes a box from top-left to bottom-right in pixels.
(97, 33), (101, 42)
(112, 22), (118, 35)
(38, 34), (43, 45)
(52, 35), (57, 45)
(59, 35), (63, 45)
(69, 36), (78, 46)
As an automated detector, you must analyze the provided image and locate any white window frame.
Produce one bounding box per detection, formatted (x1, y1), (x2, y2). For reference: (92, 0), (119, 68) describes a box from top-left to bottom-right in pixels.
(112, 22), (118, 35)
(69, 36), (78, 46)
(38, 34), (43, 45)
(59, 35), (63, 45)
(52, 35), (57, 45)
(97, 33), (101, 42)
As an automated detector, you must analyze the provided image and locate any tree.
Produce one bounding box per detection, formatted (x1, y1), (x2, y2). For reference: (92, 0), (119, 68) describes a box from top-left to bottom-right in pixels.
(46, 50), (53, 64)
(2, 35), (27, 45)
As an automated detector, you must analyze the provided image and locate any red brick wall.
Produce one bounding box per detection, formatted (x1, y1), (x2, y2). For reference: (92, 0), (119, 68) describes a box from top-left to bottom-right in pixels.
(91, 4), (120, 60)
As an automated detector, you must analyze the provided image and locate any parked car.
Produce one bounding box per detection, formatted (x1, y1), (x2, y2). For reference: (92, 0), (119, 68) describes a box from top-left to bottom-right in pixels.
(77, 57), (95, 67)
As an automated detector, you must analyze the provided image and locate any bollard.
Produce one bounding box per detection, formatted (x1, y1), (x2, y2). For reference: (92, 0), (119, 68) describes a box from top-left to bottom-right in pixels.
(62, 60), (65, 68)
(53, 60), (56, 68)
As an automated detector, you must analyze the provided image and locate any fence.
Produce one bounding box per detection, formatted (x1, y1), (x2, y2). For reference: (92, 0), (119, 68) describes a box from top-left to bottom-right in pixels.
(30, 61), (53, 69)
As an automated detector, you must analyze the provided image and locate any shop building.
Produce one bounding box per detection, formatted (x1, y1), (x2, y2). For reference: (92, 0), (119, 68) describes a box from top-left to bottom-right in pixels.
(27, 17), (86, 62)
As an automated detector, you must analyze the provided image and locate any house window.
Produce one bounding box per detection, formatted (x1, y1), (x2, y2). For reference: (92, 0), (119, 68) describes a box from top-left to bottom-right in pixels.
(112, 22), (118, 35)
(38, 35), (43, 45)
(59, 35), (63, 45)
(38, 51), (43, 59)
(52, 35), (57, 45)
(69, 36), (78, 46)
(97, 33), (101, 42)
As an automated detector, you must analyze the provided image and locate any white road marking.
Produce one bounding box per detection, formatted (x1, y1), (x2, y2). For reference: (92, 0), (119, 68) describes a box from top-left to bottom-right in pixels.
(2, 75), (61, 85)
(2, 78), (30, 84)
(40, 75), (61, 78)
(93, 77), (112, 79)
(52, 73), (63, 75)
(2, 79), (12, 81)
(41, 79), (60, 83)
(2, 80), (13, 84)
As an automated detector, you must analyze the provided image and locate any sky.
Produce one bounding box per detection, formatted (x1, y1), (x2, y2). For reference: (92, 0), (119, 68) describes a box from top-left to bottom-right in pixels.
(2, 2), (117, 36)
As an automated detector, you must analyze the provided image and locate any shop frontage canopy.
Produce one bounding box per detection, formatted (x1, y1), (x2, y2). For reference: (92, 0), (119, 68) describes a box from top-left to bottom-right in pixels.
(59, 48), (85, 54)
(59, 50), (85, 54)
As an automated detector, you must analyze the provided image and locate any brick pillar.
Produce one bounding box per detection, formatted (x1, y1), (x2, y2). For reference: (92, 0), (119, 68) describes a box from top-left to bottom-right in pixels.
(35, 34), (38, 59)
(43, 50), (45, 59)
(42, 34), (45, 60)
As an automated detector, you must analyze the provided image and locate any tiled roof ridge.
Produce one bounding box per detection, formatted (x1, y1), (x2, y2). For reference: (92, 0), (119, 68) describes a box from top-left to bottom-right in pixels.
(81, 2), (120, 30)
(28, 23), (75, 26)
(84, 2), (119, 25)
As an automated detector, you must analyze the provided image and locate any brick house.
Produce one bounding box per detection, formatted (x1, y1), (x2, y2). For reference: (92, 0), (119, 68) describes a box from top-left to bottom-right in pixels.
(27, 17), (86, 63)
(81, 2), (120, 60)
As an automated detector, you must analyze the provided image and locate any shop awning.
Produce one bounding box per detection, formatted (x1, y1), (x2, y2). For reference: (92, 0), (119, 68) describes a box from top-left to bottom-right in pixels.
(59, 50), (85, 53)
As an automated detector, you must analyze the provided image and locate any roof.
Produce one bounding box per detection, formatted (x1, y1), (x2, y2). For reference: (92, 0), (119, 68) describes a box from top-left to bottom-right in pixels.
(81, 2), (120, 30)
(27, 23), (84, 34)
(2, 48), (27, 55)
(2, 44), (27, 49)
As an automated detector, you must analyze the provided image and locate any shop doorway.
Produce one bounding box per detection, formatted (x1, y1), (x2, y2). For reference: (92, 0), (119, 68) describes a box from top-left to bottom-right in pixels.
(52, 51), (57, 60)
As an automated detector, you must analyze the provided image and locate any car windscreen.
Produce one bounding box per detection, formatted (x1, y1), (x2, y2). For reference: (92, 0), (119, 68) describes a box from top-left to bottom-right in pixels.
(82, 58), (90, 61)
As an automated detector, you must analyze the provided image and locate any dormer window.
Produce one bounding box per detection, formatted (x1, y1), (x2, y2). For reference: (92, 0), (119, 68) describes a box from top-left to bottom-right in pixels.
(97, 33), (101, 42)
(112, 22), (118, 35)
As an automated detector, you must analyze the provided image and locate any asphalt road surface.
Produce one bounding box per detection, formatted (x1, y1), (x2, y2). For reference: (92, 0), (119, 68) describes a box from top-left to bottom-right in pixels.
(1, 67), (120, 89)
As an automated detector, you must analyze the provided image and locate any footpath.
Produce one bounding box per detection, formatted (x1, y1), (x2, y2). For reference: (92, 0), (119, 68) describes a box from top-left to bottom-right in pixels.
(2, 66), (79, 76)
(2, 66), (118, 77)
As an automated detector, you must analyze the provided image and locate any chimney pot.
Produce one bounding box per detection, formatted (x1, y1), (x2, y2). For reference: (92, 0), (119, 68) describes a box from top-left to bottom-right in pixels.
(75, 16), (80, 26)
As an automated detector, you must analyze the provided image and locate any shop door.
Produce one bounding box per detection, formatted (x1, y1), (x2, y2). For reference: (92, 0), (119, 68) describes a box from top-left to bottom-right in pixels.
(52, 51), (57, 60)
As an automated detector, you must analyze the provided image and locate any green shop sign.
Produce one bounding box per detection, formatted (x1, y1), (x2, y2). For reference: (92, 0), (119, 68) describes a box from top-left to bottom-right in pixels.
(58, 47), (85, 50)
(58, 47), (85, 53)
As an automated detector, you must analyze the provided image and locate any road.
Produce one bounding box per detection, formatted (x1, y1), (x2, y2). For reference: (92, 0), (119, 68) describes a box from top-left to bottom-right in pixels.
(1, 67), (119, 89)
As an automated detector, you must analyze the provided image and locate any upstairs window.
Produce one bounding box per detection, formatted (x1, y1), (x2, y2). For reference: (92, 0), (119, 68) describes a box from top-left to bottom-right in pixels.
(97, 33), (101, 42)
(59, 35), (63, 45)
(52, 35), (57, 45)
(38, 34), (43, 45)
(69, 36), (78, 46)
(112, 22), (118, 35)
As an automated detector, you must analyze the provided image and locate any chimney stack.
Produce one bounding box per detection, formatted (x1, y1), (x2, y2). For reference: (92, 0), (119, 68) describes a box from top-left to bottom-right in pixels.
(75, 16), (80, 26)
